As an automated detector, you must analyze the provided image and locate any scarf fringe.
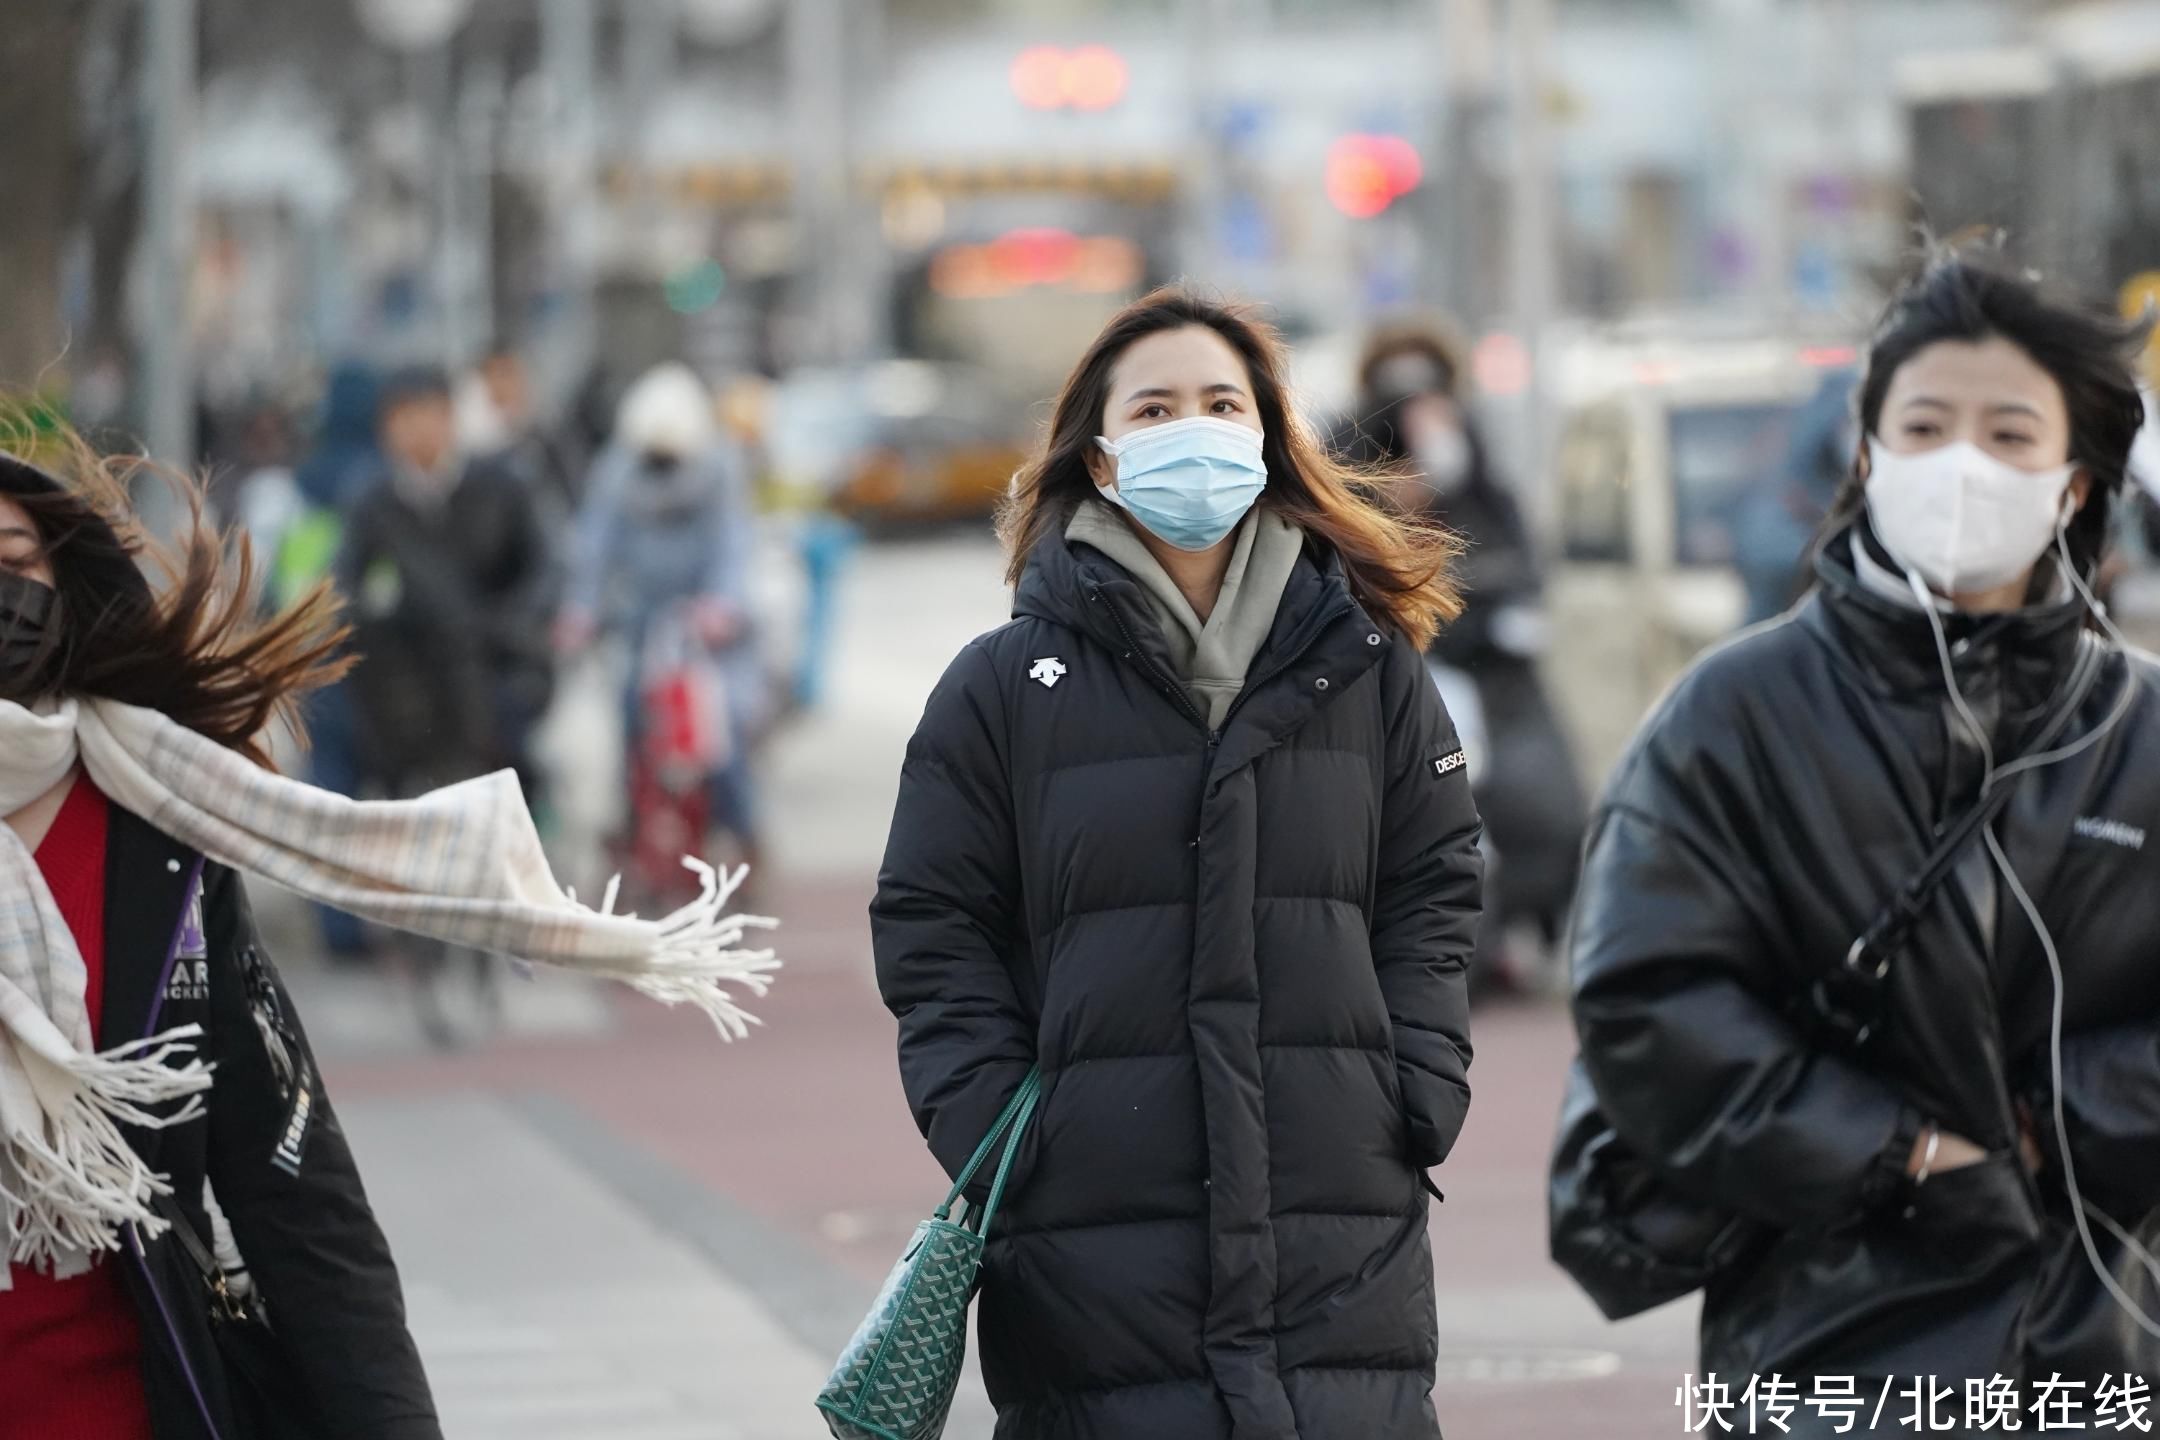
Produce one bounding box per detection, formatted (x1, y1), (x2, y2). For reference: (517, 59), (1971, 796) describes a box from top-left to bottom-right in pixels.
(1, 1026), (211, 1272)
(568, 859), (781, 1039)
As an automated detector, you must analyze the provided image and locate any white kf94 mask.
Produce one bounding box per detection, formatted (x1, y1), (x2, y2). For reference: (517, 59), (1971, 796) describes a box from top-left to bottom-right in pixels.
(1865, 438), (2078, 597)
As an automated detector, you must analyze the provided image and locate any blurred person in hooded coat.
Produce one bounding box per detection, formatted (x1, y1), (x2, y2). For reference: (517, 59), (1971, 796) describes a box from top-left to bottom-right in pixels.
(1336, 328), (1588, 979)
(557, 363), (768, 871)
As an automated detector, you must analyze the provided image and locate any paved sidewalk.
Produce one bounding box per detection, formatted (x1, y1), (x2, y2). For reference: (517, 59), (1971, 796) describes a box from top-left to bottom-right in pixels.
(331, 1000), (1700, 1440)
(342, 1091), (994, 1440)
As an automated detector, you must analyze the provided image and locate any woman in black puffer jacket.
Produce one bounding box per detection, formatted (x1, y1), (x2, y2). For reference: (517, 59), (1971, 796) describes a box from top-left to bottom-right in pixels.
(872, 289), (1484, 1440)
(1566, 249), (2160, 1406)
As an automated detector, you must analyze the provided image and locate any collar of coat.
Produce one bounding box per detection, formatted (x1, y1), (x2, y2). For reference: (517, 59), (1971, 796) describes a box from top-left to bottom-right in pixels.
(1806, 521), (2089, 716)
(1013, 507), (1390, 760)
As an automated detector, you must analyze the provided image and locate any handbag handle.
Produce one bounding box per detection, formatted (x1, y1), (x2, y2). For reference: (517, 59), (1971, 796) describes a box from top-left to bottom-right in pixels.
(934, 1067), (1041, 1241)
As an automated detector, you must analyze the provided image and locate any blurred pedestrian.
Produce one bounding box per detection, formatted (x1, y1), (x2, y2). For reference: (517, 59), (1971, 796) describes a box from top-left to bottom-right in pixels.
(1340, 326), (1587, 990)
(557, 363), (767, 883)
(479, 343), (583, 525)
(282, 362), (382, 963)
(224, 399), (302, 583)
(872, 289), (1481, 1438)
(1733, 364), (1860, 626)
(339, 366), (556, 811)
(281, 363), (383, 611)
(1561, 250), (2160, 1396)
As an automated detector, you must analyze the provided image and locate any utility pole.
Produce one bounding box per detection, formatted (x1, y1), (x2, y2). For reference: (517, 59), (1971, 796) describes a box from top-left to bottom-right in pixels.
(543, 0), (600, 397)
(1179, 0), (1235, 284)
(421, 44), (463, 370)
(785, 0), (851, 365)
(1507, 0), (1560, 531)
(1432, 0), (1499, 320)
(140, 0), (197, 477)
(620, 0), (676, 281)
(460, 58), (506, 357)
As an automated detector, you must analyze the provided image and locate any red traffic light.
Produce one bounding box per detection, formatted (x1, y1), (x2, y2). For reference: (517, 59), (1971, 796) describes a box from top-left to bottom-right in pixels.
(1325, 134), (1423, 219)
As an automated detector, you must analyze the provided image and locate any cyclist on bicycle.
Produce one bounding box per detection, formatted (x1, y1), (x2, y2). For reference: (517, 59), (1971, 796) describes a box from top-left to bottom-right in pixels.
(555, 363), (768, 887)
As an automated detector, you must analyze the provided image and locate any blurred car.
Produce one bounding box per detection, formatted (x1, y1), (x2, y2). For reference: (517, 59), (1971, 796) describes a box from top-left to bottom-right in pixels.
(1542, 329), (1854, 782)
(766, 360), (1030, 529)
(835, 410), (1031, 527)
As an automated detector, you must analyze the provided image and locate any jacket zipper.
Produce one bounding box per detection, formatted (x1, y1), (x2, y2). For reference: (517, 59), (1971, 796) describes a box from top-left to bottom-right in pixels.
(1092, 585), (1212, 737)
(1091, 586), (1223, 864)
(135, 854), (229, 1440)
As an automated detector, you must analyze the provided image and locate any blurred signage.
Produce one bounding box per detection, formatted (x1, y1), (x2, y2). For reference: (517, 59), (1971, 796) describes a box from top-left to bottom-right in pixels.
(1010, 45), (1131, 113)
(1325, 135), (1422, 219)
(356, 0), (472, 50)
(930, 229), (1144, 300)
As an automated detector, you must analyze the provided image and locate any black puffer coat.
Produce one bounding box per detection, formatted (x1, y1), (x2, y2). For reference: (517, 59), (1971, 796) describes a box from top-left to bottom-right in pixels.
(872, 520), (1483, 1439)
(1571, 523), (2160, 1396)
(100, 806), (438, 1439)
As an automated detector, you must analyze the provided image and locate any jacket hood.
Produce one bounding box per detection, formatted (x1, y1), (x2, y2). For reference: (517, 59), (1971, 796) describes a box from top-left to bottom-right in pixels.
(616, 363), (715, 460)
(1807, 519), (2088, 712)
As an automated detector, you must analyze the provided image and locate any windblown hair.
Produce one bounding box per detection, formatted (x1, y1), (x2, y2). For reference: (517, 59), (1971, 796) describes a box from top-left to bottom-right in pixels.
(997, 288), (1464, 647)
(0, 416), (350, 767)
(1827, 244), (2152, 580)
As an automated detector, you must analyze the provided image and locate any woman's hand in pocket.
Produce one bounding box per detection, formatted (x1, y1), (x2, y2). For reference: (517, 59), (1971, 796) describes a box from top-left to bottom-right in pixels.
(1908, 1125), (1988, 1179)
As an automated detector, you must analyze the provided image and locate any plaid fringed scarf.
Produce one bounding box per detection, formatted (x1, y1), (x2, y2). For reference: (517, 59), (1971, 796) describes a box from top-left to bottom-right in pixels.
(0, 695), (778, 1283)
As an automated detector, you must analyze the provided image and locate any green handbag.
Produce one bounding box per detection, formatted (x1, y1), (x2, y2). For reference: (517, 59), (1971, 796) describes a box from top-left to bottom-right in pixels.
(817, 1069), (1042, 1440)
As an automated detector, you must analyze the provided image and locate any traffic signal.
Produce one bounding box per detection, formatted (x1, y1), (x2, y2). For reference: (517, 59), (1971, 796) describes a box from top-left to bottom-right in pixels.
(1325, 134), (1422, 219)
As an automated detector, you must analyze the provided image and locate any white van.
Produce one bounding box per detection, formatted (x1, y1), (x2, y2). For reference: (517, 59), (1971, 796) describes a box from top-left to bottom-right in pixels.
(1542, 332), (1852, 783)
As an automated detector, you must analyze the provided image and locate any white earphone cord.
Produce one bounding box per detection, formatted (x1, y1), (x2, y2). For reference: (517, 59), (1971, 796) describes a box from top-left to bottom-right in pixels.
(1908, 522), (2160, 1339)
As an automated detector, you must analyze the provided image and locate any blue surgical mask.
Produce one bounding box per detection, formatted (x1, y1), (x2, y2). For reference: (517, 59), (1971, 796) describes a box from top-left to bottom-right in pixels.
(1094, 416), (1268, 552)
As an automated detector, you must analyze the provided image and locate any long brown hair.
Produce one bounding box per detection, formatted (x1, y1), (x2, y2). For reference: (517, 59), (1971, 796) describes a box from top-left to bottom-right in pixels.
(0, 417), (350, 768)
(997, 288), (1464, 647)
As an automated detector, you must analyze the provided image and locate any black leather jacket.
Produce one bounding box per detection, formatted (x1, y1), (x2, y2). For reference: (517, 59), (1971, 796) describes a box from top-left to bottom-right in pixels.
(1570, 522), (2160, 1387)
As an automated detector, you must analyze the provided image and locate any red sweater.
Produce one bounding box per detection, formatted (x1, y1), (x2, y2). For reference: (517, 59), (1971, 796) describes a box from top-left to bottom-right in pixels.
(1, 776), (156, 1440)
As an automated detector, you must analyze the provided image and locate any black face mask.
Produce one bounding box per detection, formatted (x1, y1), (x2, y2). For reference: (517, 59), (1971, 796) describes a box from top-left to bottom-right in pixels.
(0, 570), (57, 685)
